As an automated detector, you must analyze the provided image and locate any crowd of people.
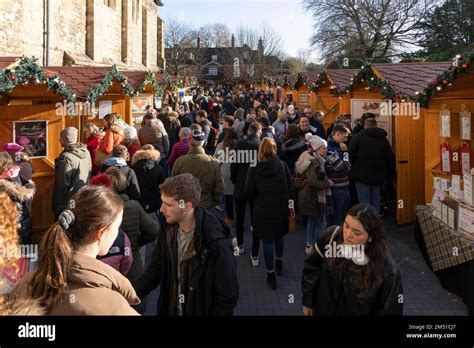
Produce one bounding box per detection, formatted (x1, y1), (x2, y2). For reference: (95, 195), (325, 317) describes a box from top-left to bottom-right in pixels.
(0, 85), (402, 316)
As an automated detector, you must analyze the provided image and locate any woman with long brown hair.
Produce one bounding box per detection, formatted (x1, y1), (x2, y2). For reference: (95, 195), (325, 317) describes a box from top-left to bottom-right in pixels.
(245, 137), (296, 290)
(11, 185), (140, 315)
(302, 204), (403, 315)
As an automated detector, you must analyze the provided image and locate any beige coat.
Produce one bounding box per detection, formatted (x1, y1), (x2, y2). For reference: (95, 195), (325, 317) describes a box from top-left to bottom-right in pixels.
(13, 252), (140, 315)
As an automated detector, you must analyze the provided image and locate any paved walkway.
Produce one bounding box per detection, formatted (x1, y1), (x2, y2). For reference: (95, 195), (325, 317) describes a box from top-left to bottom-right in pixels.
(144, 210), (468, 316)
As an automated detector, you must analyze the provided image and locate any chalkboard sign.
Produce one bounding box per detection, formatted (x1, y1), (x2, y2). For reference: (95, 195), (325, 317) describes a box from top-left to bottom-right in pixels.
(13, 120), (48, 158)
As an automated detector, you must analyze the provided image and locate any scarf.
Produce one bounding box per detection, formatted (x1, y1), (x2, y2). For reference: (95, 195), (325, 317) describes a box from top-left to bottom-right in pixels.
(315, 153), (332, 205)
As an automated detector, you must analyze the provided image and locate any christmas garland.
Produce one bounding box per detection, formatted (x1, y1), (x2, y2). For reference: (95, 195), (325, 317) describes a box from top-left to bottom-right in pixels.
(86, 65), (134, 104)
(0, 56), (76, 103)
(332, 53), (473, 107)
(415, 53), (473, 108)
(136, 71), (162, 95)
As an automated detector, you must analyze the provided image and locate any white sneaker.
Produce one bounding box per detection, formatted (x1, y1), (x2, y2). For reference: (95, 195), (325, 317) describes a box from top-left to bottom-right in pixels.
(238, 245), (245, 254)
(305, 244), (314, 255)
(215, 205), (225, 212)
(251, 256), (259, 267)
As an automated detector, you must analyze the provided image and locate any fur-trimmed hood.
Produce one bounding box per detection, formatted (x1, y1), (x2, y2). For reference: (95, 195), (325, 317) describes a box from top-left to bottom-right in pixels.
(0, 179), (35, 202)
(295, 151), (323, 175)
(131, 148), (161, 166)
(109, 124), (125, 136)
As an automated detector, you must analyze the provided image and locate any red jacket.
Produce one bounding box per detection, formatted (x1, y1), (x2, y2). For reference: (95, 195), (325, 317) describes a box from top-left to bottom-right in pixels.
(126, 143), (141, 166)
(85, 135), (102, 173)
(168, 138), (189, 169)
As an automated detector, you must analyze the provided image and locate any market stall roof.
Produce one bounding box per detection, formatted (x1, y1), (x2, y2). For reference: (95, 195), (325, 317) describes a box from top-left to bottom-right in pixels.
(325, 69), (361, 90)
(47, 66), (116, 99)
(46, 66), (164, 101)
(299, 69), (360, 91)
(0, 57), (21, 69)
(372, 62), (453, 97)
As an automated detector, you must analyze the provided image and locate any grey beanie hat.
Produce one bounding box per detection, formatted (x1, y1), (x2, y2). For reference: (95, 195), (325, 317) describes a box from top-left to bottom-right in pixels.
(60, 127), (78, 145)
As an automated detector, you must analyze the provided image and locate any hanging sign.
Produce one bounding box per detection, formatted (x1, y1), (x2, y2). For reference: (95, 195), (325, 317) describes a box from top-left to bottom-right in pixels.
(460, 104), (471, 140)
(459, 143), (471, 177)
(439, 104), (451, 137)
(440, 142), (452, 174)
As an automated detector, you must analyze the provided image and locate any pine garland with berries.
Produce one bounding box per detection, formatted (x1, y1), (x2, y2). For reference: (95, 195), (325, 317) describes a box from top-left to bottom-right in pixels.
(0, 56), (76, 103)
(86, 65), (135, 104)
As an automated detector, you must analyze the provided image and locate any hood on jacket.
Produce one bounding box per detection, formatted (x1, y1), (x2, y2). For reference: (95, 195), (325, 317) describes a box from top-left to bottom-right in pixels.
(362, 127), (388, 138)
(63, 144), (90, 160)
(131, 148), (160, 166)
(0, 179), (35, 202)
(104, 157), (127, 168)
(255, 158), (284, 178)
(193, 205), (233, 248)
(109, 124), (125, 136)
(295, 151), (320, 174)
(68, 252), (140, 306)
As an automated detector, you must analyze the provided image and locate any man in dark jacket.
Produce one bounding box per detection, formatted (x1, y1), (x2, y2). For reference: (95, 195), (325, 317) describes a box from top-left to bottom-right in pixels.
(230, 122), (261, 254)
(133, 174), (239, 316)
(196, 110), (217, 155)
(257, 116), (281, 152)
(52, 127), (91, 217)
(348, 118), (394, 213)
(217, 116), (235, 144)
(309, 109), (327, 140)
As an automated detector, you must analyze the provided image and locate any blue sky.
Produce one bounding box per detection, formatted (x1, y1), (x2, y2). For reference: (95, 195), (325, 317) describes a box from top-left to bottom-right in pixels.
(159, 0), (318, 61)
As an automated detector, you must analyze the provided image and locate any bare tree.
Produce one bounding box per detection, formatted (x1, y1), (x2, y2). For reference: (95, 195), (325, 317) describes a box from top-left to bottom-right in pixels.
(232, 23), (286, 79)
(197, 23), (232, 47)
(297, 48), (312, 70)
(303, 0), (432, 62)
(235, 23), (284, 57)
(165, 18), (196, 75)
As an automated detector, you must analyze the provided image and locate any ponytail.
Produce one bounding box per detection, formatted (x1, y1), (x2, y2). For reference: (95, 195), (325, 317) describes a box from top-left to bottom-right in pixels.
(29, 222), (72, 310)
(27, 185), (123, 311)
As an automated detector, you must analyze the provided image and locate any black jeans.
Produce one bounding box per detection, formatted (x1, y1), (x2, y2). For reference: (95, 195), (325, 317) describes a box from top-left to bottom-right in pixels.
(224, 194), (234, 219)
(234, 198), (259, 255)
